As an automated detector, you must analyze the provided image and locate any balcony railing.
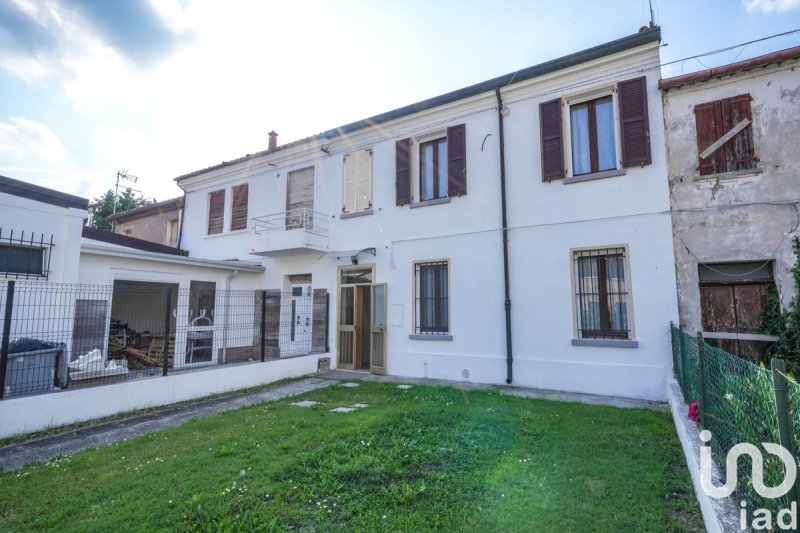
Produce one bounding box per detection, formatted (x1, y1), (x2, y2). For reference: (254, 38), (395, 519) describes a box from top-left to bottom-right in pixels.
(250, 209), (329, 256)
(252, 208), (329, 236)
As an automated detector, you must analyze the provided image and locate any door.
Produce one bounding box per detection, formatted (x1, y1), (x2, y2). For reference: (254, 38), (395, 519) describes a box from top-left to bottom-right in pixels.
(337, 286), (356, 370)
(286, 167), (314, 229)
(370, 283), (387, 375)
(288, 284), (312, 354)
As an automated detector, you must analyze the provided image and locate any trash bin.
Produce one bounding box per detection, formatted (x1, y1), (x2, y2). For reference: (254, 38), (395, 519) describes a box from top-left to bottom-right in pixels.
(3, 338), (66, 398)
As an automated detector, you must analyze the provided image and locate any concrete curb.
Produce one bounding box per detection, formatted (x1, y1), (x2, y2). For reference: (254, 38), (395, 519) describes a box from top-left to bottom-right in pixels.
(667, 378), (740, 533)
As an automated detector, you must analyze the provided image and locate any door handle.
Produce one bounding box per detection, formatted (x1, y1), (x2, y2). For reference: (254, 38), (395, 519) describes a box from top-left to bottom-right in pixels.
(306, 317), (310, 327)
(296, 315), (301, 325)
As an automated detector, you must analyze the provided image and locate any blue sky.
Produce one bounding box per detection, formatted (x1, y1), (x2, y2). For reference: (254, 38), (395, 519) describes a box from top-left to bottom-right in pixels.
(0, 0), (798, 202)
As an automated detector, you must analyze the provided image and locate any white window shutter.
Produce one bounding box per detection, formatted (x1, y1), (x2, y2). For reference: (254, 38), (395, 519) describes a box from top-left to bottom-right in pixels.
(357, 149), (372, 211)
(342, 153), (358, 213)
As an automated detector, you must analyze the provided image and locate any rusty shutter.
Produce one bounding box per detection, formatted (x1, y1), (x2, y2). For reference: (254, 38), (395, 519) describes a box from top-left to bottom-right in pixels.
(207, 189), (225, 235)
(396, 138), (411, 205)
(618, 76), (651, 168)
(539, 98), (564, 181)
(230, 184), (249, 231)
(447, 124), (467, 196)
(694, 94), (755, 176)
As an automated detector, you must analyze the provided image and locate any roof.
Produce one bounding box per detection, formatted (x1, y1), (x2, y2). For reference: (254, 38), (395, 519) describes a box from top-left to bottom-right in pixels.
(82, 226), (188, 256)
(107, 196), (183, 223)
(659, 45), (800, 90)
(176, 26), (661, 183)
(0, 174), (88, 210)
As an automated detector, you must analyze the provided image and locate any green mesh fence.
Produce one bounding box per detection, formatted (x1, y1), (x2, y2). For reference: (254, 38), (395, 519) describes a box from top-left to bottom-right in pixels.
(670, 324), (793, 515)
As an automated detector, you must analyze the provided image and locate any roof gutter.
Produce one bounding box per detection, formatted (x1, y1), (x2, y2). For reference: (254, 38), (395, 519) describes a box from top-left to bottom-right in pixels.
(495, 86), (513, 385)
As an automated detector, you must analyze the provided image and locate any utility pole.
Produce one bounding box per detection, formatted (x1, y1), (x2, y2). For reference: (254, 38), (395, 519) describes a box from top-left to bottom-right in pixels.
(112, 170), (138, 232)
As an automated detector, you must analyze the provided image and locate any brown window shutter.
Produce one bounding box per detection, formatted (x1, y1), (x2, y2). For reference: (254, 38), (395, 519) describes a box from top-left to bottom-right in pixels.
(207, 189), (225, 235)
(230, 184), (249, 231)
(695, 94), (755, 176)
(539, 98), (564, 181)
(396, 138), (411, 206)
(618, 76), (651, 168)
(447, 124), (467, 196)
(694, 101), (716, 175)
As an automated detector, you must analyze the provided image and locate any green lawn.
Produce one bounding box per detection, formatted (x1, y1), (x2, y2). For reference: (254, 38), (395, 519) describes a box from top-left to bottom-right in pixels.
(0, 382), (703, 531)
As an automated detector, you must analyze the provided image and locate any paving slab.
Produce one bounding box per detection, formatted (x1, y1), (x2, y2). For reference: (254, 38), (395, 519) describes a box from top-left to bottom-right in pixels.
(0, 377), (336, 471)
(330, 407), (357, 413)
(289, 400), (321, 408)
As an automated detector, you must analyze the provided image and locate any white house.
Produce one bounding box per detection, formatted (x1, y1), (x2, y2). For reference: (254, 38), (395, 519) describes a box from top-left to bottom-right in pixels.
(660, 46), (800, 360)
(173, 26), (678, 401)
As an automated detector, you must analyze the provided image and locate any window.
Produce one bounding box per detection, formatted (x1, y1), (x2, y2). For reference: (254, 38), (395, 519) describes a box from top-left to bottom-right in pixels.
(573, 248), (631, 339)
(570, 96), (616, 175)
(694, 94), (756, 176)
(167, 219), (179, 247)
(342, 149), (372, 214)
(541, 76), (651, 182)
(414, 261), (449, 335)
(395, 124), (466, 205)
(419, 137), (447, 201)
(207, 189), (225, 235)
(0, 244), (45, 278)
(230, 184), (249, 231)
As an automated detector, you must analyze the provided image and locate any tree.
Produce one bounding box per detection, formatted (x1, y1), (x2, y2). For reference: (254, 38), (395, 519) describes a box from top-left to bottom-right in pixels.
(90, 188), (154, 230)
(765, 237), (800, 372)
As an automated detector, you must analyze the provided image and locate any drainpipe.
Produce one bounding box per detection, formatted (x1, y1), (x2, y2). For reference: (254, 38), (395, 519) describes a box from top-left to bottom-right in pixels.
(176, 190), (187, 251)
(221, 269), (239, 363)
(495, 87), (513, 385)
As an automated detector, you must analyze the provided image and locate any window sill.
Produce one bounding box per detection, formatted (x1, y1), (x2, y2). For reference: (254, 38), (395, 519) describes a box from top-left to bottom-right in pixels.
(563, 168), (626, 185)
(572, 338), (638, 348)
(410, 197), (451, 209)
(340, 209), (374, 220)
(692, 167), (763, 182)
(409, 334), (453, 341)
(205, 229), (248, 239)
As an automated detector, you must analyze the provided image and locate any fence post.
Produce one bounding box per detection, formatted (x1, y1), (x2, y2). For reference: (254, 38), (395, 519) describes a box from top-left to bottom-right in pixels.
(260, 290), (266, 362)
(679, 327), (687, 390)
(0, 280), (15, 400)
(325, 291), (330, 353)
(771, 358), (800, 508)
(697, 332), (709, 429)
(162, 287), (172, 377)
(670, 322), (678, 383)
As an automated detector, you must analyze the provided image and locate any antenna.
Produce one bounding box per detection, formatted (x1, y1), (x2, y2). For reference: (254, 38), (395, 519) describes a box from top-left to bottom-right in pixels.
(649, 0), (656, 27)
(112, 170), (139, 232)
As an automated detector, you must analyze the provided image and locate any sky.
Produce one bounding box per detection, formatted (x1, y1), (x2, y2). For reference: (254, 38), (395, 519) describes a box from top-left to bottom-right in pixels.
(0, 0), (798, 203)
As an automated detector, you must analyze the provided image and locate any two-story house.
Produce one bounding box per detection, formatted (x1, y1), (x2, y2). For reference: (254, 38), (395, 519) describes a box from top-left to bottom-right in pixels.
(176, 26), (678, 401)
(660, 46), (800, 362)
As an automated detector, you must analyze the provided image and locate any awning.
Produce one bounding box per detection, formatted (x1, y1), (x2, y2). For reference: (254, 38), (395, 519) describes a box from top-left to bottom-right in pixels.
(318, 247), (376, 261)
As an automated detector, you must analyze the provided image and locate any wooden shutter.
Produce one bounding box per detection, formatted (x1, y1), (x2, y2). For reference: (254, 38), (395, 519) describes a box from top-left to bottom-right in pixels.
(396, 138), (411, 206)
(447, 124), (467, 196)
(230, 184), (249, 231)
(618, 76), (651, 168)
(694, 94), (754, 176)
(539, 98), (564, 181)
(312, 288), (327, 353)
(287, 167), (315, 212)
(264, 290), (281, 357)
(207, 189), (225, 235)
(357, 149), (372, 210)
(342, 153), (358, 213)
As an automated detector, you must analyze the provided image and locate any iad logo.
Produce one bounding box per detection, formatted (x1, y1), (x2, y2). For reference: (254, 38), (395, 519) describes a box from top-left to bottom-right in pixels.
(699, 430), (798, 530)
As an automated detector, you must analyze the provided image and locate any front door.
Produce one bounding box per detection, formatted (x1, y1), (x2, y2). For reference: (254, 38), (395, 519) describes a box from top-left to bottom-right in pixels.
(288, 283), (312, 354)
(337, 285), (356, 370)
(370, 283), (387, 375)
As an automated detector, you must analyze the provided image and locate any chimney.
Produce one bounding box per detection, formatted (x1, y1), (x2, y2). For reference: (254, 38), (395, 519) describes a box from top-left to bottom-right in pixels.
(268, 130), (278, 151)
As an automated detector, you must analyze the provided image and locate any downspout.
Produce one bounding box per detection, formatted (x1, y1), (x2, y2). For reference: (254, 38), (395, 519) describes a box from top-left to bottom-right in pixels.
(495, 87), (513, 384)
(176, 190), (187, 250)
(221, 269), (239, 363)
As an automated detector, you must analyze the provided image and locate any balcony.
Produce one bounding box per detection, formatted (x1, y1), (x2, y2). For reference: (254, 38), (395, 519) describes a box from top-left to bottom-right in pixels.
(249, 208), (330, 257)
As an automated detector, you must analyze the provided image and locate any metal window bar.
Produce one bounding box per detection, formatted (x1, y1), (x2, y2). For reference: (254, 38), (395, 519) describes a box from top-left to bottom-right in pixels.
(414, 261), (449, 335)
(574, 248), (630, 339)
(0, 228), (53, 280)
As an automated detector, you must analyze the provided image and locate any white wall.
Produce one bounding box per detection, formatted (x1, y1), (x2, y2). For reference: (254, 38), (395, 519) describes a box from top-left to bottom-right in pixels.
(176, 38), (677, 400)
(0, 354), (327, 439)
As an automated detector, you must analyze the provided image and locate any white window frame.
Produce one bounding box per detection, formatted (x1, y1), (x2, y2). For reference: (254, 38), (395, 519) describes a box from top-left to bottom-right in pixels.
(410, 259), (452, 340)
(410, 129), (449, 205)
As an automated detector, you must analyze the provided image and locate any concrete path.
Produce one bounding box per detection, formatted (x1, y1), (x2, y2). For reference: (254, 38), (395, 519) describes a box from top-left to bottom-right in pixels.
(318, 370), (666, 410)
(0, 377), (336, 471)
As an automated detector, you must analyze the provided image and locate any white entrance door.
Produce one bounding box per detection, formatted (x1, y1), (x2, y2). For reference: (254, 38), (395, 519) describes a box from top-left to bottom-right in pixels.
(287, 283), (312, 354)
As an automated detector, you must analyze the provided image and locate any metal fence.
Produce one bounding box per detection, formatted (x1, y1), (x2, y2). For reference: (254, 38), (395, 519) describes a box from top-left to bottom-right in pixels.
(671, 323), (799, 514)
(0, 280), (329, 399)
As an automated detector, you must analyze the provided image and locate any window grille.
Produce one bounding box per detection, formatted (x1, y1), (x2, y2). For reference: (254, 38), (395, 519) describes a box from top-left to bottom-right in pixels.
(574, 248), (630, 339)
(0, 228), (53, 280)
(414, 261), (449, 335)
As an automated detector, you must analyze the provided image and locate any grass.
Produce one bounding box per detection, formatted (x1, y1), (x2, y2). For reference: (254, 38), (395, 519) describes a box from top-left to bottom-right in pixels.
(0, 382), (703, 531)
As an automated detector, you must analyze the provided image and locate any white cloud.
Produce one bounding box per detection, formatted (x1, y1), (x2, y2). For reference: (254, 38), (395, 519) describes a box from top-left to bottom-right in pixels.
(743, 0), (800, 12)
(0, 116), (67, 161)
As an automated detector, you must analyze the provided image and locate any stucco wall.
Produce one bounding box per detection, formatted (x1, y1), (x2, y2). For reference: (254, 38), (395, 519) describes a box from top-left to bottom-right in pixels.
(663, 60), (800, 333)
(114, 207), (181, 246)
